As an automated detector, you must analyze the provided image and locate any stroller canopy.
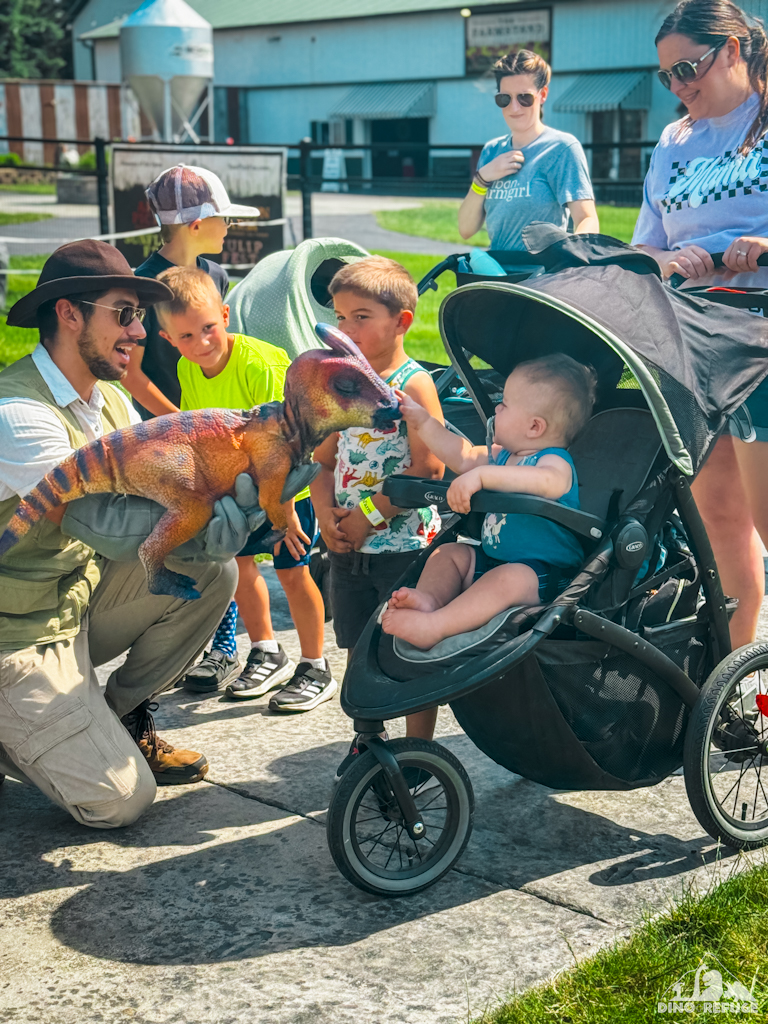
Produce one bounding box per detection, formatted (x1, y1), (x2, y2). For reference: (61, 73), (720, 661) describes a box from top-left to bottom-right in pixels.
(228, 237), (370, 360)
(442, 259), (768, 475)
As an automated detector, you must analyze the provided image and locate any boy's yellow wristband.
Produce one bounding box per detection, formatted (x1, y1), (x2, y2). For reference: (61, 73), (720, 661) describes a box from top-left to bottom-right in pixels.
(471, 181), (488, 196)
(359, 495), (387, 531)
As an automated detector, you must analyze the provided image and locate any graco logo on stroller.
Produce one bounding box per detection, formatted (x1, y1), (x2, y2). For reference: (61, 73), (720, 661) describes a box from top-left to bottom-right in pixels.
(656, 954), (760, 1014)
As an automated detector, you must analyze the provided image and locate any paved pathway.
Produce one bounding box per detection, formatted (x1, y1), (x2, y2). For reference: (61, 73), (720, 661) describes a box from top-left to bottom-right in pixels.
(2, 565), (766, 1024)
(0, 191), (459, 258)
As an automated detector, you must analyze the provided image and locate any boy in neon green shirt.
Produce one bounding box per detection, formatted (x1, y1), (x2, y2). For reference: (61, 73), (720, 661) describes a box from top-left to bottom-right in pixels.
(156, 266), (336, 711)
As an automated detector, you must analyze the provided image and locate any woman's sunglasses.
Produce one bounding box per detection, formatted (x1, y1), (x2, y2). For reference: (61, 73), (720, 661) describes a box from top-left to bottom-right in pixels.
(657, 40), (726, 90)
(495, 92), (536, 109)
(79, 301), (147, 327)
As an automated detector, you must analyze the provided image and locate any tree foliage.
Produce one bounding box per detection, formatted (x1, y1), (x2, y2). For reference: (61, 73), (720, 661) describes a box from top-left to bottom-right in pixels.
(0, 0), (73, 80)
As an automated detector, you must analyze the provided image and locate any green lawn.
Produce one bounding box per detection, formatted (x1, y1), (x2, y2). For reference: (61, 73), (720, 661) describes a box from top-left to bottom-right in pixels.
(0, 182), (56, 194)
(0, 255), (46, 368)
(475, 862), (768, 1022)
(0, 212), (53, 226)
(376, 201), (640, 246)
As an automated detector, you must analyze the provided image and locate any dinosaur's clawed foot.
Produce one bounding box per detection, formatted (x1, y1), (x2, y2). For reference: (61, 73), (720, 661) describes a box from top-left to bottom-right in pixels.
(148, 566), (201, 601)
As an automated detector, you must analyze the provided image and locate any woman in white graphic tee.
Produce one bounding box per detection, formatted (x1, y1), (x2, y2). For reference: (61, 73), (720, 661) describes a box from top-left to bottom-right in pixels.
(634, 0), (768, 649)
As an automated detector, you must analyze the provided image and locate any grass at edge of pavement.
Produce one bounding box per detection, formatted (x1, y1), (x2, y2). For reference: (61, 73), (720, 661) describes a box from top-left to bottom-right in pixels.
(0, 212), (53, 226)
(474, 859), (768, 1024)
(0, 255), (47, 369)
(376, 201), (641, 246)
(0, 182), (56, 194)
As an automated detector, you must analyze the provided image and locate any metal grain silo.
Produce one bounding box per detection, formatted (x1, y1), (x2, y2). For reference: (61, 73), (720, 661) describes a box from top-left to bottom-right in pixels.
(120, 0), (214, 143)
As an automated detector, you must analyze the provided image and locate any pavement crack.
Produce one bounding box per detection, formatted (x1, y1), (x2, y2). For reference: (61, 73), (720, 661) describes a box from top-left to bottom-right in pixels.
(204, 778), (325, 825)
(452, 864), (614, 925)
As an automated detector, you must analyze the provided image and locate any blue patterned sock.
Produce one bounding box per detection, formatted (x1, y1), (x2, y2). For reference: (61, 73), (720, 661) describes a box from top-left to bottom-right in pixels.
(211, 601), (238, 658)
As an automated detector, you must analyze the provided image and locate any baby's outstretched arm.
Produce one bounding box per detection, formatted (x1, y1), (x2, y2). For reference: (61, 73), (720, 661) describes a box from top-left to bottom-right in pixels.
(396, 389), (488, 475)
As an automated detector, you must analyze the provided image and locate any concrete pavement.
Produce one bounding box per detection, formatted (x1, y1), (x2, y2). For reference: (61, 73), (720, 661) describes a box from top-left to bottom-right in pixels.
(2, 564), (766, 1024)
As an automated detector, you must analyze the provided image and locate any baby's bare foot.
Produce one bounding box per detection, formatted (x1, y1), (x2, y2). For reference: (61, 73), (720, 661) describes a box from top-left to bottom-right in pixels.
(381, 608), (446, 649)
(388, 587), (438, 612)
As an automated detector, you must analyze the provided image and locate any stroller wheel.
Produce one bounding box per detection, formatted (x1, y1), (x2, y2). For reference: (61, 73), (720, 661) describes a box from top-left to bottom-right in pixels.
(326, 738), (473, 896)
(684, 643), (768, 850)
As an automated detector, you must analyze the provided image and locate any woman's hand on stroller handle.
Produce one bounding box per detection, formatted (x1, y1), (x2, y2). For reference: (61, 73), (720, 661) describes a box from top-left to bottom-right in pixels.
(721, 236), (768, 274)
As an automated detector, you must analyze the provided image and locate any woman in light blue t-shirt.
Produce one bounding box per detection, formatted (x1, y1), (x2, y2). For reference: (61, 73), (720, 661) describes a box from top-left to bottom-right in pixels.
(634, 0), (768, 651)
(458, 49), (598, 251)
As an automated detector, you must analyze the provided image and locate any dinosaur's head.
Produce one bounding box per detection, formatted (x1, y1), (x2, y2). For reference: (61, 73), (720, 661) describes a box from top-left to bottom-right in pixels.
(284, 323), (401, 447)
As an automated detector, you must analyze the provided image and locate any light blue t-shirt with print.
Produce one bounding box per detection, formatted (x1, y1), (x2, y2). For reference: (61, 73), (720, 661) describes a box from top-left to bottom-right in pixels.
(633, 92), (768, 288)
(478, 126), (594, 252)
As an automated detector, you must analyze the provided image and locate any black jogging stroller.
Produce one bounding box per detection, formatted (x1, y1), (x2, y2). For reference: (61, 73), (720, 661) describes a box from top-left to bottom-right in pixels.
(325, 233), (768, 897)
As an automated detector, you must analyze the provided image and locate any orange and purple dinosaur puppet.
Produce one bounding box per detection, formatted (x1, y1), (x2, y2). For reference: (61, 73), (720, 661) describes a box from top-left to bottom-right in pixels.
(0, 324), (400, 600)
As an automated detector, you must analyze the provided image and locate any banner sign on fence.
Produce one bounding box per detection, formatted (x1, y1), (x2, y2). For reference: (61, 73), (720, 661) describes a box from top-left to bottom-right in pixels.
(110, 144), (286, 268)
(465, 7), (551, 75)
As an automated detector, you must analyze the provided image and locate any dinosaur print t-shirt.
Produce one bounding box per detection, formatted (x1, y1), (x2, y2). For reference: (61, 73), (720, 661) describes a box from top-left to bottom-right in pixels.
(633, 92), (768, 287)
(334, 358), (440, 555)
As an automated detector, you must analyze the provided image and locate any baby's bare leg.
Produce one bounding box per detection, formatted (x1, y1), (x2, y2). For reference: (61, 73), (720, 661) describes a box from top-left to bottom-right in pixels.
(382, 562), (539, 649)
(388, 543), (476, 612)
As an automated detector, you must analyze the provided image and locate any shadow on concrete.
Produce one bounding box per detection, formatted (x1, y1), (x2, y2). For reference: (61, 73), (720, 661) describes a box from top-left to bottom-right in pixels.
(34, 781), (500, 966)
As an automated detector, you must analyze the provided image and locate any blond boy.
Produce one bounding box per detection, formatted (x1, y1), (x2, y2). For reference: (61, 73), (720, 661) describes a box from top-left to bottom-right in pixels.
(156, 266), (335, 711)
(125, 164), (260, 418)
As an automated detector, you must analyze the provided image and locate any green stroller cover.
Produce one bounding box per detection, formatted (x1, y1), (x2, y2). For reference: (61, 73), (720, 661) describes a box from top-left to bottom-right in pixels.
(227, 237), (370, 360)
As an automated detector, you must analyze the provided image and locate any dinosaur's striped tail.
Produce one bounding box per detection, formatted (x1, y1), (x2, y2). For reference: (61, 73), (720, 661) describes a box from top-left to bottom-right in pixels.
(0, 449), (93, 557)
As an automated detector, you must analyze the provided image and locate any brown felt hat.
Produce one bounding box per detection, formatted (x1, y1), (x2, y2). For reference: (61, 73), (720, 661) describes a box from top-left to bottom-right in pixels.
(7, 239), (174, 329)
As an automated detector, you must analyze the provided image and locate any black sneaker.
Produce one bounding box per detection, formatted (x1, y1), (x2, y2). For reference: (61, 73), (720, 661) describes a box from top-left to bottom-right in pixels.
(268, 661), (337, 713)
(225, 645), (295, 700)
(182, 649), (240, 693)
(334, 730), (389, 782)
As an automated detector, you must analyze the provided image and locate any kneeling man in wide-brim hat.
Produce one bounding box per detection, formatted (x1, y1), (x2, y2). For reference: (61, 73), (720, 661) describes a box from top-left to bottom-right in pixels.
(0, 240), (253, 827)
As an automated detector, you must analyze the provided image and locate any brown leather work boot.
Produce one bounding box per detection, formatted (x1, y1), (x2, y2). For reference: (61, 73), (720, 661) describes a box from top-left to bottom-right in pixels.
(121, 700), (208, 785)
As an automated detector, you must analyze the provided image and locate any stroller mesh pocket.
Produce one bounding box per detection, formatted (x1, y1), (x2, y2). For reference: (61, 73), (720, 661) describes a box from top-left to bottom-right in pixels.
(538, 632), (706, 784)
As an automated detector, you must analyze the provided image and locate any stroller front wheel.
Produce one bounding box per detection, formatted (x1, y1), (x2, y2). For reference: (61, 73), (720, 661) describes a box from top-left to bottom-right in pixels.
(684, 643), (768, 850)
(326, 738), (474, 896)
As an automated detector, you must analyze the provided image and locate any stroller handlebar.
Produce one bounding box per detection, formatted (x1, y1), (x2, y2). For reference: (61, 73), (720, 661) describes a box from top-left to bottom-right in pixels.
(382, 476), (606, 542)
(669, 251), (768, 289)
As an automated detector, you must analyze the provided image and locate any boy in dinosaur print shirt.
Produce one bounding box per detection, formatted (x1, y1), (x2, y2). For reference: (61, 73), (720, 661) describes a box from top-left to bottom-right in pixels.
(311, 257), (444, 770)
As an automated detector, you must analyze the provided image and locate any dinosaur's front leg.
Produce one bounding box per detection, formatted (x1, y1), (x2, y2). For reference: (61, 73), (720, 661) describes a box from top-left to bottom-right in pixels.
(138, 500), (214, 600)
(255, 460), (294, 547)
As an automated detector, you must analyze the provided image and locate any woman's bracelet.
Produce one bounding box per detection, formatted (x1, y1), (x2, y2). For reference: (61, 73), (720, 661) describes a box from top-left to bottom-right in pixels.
(471, 180), (488, 196)
(474, 170), (491, 188)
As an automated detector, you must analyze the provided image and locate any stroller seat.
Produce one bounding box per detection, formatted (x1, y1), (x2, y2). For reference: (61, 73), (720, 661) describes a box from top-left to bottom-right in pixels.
(389, 407), (662, 662)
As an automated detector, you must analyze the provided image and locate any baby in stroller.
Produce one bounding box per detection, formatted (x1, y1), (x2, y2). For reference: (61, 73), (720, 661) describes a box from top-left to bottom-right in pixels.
(382, 354), (596, 650)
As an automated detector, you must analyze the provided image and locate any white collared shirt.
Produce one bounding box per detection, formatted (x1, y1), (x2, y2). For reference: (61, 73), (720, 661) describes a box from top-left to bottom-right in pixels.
(0, 343), (139, 501)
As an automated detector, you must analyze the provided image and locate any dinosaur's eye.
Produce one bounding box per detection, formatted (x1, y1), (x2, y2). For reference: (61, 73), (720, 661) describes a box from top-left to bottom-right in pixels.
(334, 377), (360, 397)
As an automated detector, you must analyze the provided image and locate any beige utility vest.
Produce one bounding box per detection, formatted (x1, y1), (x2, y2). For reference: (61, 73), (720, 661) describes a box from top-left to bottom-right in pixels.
(0, 355), (133, 649)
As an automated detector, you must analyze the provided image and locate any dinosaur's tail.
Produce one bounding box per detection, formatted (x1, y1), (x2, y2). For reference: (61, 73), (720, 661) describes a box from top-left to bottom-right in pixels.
(0, 448), (93, 558)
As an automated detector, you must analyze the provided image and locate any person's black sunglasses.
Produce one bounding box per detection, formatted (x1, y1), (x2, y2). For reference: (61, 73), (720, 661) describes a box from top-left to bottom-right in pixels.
(79, 301), (147, 328)
(495, 92), (536, 109)
(657, 40), (726, 90)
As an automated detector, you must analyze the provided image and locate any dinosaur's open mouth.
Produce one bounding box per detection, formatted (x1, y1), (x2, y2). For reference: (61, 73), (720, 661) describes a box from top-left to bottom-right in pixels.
(371, 402), (402, 429)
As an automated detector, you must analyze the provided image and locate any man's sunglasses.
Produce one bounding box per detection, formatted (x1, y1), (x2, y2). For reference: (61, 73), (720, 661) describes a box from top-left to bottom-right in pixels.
(79, 301), (147, 327)
(495, 92), (536, 108)
(657, 40), (726, 90)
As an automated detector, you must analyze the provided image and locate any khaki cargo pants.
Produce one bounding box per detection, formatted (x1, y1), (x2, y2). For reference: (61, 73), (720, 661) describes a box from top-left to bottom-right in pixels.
(0, 556), (237, 828)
